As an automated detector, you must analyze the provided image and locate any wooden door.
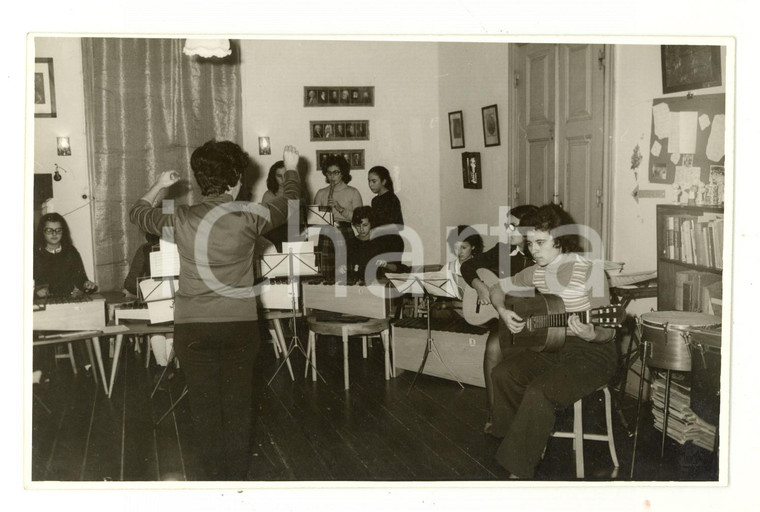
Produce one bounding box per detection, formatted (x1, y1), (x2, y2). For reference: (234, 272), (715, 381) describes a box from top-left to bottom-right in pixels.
(511, 43), (608, 252)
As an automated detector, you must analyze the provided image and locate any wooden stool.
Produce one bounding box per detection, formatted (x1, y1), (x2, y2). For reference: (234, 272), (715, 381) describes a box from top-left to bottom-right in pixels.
(550, 385), (619, 479)
(305, 314), (392, 389)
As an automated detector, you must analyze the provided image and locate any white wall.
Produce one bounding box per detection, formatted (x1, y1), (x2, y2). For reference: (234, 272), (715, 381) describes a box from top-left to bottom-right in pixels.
(610, 45), (727, 314)
(33, 38), (95, 280)
(438, 42), (511, 262)
(239, 39), (441, 263)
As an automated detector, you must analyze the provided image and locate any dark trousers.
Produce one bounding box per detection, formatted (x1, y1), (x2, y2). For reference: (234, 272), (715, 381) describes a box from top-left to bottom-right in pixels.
(173, 321), (260, 481)
(490, 338), (617, 478)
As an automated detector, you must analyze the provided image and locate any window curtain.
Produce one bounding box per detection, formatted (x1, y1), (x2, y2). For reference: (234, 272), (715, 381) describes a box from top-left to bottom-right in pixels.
(81, 38), (242, 292)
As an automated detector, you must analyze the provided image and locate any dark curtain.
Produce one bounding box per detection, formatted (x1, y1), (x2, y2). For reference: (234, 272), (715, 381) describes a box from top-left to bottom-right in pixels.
(81, 38), (242, 291)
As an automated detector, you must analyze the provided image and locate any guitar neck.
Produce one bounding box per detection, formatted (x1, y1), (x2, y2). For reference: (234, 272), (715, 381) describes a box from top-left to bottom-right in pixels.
(528, 310), (590, 329)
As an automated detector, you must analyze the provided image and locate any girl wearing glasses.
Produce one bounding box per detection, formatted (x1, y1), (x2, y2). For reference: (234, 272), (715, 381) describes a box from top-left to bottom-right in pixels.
(33, 212), (97, 298)
(459, 204), (537, 434)
(314, 155), (363, 279)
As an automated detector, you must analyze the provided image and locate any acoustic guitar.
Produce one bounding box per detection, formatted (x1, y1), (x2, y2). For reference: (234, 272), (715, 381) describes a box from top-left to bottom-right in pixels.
(462, 270), (625, 352)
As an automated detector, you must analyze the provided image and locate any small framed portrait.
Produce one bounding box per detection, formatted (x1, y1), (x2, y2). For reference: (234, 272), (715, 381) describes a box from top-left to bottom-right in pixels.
(318, 89), (329, 104)
(462, 152), (482, 189)
(316, 149), (365, 171)
(449, 111), (465, 149)
(311, 122), (324, 140)
(661, 45), (722, 94)
(35, 58), (57, 118)
(329, 89), (340, 104)
(335, 123), (345, 138)
(649, 163), (673, 184)
(305, 88), (318, 106)
(323, 123), (334, 139)
(340, 89), (351, 104)
(481, 104), (500, 147)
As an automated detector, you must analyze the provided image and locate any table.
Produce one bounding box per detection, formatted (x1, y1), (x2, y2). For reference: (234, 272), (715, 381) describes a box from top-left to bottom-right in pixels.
(107, 320), (174, 398)
(33, 330), (108, 389)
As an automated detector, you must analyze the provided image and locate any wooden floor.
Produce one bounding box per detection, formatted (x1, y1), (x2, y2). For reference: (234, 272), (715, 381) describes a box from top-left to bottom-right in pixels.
(31, 326), (719, 482)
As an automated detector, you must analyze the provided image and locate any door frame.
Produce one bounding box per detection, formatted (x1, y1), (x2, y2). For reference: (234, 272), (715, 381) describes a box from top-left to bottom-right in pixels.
(508, 43), (615, 257)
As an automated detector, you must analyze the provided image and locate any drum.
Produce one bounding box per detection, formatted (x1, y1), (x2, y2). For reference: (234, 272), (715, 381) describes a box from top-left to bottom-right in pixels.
(640, 311), (721, 371)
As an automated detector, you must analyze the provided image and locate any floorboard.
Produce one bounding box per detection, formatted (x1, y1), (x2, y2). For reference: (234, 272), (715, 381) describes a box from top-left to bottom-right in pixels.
(30, 325), (720, 483)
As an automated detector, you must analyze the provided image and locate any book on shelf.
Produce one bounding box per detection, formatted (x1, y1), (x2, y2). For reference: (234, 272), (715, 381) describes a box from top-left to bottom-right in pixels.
(663, 212), (723, 270)
(675, 270), (722, 312)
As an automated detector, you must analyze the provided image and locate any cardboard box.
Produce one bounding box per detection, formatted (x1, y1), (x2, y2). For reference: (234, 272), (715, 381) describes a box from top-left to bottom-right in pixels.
(392, 317), (489, 387)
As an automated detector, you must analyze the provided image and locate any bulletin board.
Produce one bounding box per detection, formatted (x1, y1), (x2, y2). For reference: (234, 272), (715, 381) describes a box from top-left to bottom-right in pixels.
(648, 93), (725, 187)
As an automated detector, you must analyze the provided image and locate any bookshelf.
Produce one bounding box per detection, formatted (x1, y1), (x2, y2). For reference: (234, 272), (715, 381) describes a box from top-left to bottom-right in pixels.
(656, 204), (724, 312)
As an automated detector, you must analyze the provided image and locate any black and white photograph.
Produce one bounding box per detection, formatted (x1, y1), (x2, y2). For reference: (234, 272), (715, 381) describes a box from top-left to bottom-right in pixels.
(19, 22), (751, 511)
(34, 57), (56, 118)
(310, 120), (369, 141)
(481, 104), (500, 147)
(304, 86), (375, 107)
(316, 149), (365, 170)
(461, 151), (482, 189)
(449, 110), (464, 148)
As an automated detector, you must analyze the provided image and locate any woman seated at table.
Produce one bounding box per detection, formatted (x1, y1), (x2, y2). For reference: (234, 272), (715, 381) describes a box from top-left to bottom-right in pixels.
(314, 155), (363, 280)
(34, 212), (98, 298)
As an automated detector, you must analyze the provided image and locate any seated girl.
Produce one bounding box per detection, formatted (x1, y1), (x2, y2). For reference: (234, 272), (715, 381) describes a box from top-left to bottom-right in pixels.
(459, 204), (537, 433)
(34, 212), (97, 298)
(340, 206), (405, 283)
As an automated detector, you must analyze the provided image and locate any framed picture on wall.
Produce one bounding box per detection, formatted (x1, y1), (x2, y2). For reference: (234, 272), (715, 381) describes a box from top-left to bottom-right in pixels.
(449, 111), (465, 149)
(661, 45), (722, 94)
(305, 86), (374, 107)
(34, 58), (57, 118)
(316, 149), (365, 170)
(310, 120), (369, 141)
(481, 104), (500, 147)
(462, 152), (482, 189)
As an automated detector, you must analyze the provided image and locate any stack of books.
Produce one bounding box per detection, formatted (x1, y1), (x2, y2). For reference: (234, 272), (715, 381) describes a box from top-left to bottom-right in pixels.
(651, 371), (716, 452)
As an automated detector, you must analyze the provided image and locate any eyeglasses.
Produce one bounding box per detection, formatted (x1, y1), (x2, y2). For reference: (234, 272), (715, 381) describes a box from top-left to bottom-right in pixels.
(44, 228), (64, 235)
(326, 170), (342, 176)
(505, 222), (517, 232)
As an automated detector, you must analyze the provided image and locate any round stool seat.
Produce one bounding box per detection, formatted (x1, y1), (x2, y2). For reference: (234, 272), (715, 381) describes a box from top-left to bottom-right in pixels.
(305, 314), (393, 389)
(306, 314), (390, 337)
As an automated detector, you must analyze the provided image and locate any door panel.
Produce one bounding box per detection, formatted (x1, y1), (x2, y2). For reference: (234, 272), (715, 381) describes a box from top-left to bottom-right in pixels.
(557, 43), (605, 246)
(514, 44), (555, 208)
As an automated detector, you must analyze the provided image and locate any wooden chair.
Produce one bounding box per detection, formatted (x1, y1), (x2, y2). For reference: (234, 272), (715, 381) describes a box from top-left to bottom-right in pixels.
(304, 314), (393, 389)
(550, 385), (620, 479)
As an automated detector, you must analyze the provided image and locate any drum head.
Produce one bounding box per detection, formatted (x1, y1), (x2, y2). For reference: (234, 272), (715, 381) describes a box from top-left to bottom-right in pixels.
(641, 311), (721, 331)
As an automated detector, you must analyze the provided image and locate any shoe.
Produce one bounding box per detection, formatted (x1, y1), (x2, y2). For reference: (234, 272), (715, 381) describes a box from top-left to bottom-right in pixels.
(483, 421), (494, 435)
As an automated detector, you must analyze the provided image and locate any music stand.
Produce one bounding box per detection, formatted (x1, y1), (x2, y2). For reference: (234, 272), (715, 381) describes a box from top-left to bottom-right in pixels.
(387, 271), (465, 394)
(267, 247), (326, 385)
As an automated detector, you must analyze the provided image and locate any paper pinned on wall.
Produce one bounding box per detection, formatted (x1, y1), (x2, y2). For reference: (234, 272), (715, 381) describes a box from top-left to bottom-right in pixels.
(668, 111), (698, 155)
(652, 103), (671, 139)
(651, 140), (662, 157)
(699, 113), (711, 131)
(675, 166), (702, 187)
(670, 152), (681, 165)
(706, 114), (725, 162)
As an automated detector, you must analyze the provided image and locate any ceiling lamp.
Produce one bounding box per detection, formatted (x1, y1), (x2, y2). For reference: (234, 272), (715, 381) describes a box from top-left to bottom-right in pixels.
(182, 39), (232, 58)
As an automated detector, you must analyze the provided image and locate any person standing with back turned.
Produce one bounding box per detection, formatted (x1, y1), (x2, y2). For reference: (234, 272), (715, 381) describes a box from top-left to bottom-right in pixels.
(130, 141), (301, 480)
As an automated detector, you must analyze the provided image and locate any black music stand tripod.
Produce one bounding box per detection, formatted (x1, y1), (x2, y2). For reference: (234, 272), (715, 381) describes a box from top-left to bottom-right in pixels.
(267, 249), (326, 386)
(405, 275), (465, 395)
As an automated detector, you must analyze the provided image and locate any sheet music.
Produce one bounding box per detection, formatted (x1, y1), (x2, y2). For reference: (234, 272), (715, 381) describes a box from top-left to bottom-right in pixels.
(149, 242), (180, 277)
(385, 270), (459, 298)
